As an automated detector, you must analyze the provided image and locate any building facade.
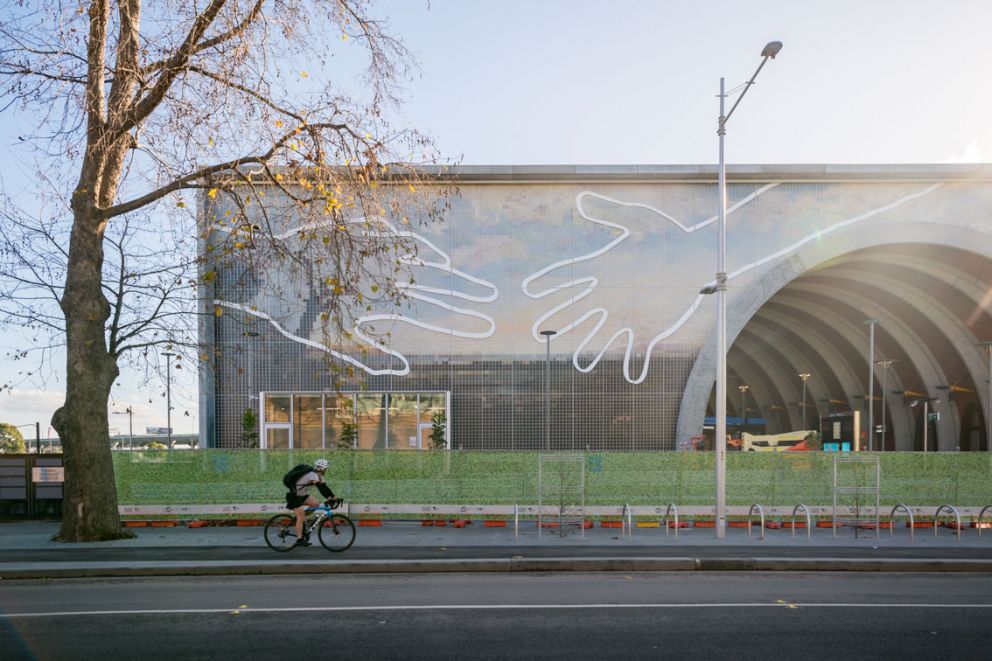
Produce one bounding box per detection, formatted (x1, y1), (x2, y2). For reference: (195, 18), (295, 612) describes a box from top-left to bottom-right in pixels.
(199, 165), (992, 452)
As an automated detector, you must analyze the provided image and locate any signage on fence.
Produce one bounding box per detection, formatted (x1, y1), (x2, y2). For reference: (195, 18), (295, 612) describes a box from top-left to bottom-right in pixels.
(32, 467), (64, 483)
(145, 427), (172, 435)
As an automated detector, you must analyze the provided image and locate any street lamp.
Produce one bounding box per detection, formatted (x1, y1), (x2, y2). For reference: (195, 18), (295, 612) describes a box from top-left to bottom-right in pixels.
(112, 407), (134, 451)
(865, 319), (880, 451)
(798, 373), (811, 429)
(875, 359), (897, 451)
(980, 341), (992, 453)
(710, 40), (782, 539)
(163, 351), (176, 450)
(540, 330), (557, 451)
(737, 384), (750, 433)
(14, 422), (40, 454)
(907, 395), (939, 452)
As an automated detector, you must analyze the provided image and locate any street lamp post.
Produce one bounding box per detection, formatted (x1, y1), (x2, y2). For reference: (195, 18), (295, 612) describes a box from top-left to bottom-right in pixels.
(980, 341), (992, 453)
(875, 360), (897, 451)
(113, 407), (134, 450)
(711, 41), (782, 539)
(540, 330), (557, 451)
(737, 384), (750, 433)
(163, 352), (175, 450)
(14, 423), (39, 454)
(865, 320), (880, 451)
(798, 373), (811, 429)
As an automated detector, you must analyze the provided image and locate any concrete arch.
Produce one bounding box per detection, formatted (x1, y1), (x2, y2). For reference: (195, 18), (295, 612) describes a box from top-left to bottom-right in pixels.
(677, 226), (992, 449)
(736, 322), (826, 429)
(769, 292), (917, 448)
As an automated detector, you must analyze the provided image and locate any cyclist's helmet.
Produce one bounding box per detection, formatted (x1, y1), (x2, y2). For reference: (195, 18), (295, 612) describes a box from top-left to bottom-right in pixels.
(314, 458), (329, 471)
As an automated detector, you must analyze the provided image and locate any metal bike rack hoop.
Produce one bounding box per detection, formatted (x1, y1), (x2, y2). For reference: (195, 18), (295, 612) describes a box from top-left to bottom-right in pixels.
(977, 505), (992, 538)
(933, 504), (962, 542)
(621, 503), (633, 539)
(791, 504), (811, 541)
(889, 504), (914, 542)
(748, 504), (765, 540)
(663, 503), (680, 539)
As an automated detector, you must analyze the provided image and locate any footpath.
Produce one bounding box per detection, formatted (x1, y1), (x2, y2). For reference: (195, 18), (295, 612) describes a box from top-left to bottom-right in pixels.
(2, 519), (992, 578)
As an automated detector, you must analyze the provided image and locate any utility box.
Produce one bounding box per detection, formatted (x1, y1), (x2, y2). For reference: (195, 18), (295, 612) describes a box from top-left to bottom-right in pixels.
(820, 411), (862, 452)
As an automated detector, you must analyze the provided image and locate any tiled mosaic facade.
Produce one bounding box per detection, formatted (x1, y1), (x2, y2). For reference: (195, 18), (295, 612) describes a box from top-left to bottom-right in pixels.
(199, 166), (992, 450)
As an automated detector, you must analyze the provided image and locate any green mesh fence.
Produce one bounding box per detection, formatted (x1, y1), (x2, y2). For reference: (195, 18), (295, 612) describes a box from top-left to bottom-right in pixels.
(112, 450), (992, 508)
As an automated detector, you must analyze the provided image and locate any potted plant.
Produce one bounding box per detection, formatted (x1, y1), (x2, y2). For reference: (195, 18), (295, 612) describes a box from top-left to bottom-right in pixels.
(338, 421), (357, 450)
(241, 408), (259, 448)
(429, 410), (447, 450)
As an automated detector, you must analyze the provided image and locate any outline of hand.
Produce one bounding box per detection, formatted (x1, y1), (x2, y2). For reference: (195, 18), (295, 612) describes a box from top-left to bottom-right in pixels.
(213, 216), (498, 376)
(522, 182), (940, 384)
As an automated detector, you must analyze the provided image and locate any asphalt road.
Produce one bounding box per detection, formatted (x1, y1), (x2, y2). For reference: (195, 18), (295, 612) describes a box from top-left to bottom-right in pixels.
(3, 543), (992, 563)
(3, 573), (991, 659)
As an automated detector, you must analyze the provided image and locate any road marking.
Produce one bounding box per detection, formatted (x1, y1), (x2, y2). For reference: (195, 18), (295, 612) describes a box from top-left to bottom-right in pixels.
(3, 603), (992, 619)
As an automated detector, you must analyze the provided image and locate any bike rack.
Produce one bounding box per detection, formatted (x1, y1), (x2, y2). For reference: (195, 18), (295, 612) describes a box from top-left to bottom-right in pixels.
(790, 504), (811, 541)
(889, 504), (915, 541)
(621, 503), (633, 539)
(663, 503), (680, 539)
(514, 503), (519, 541)
(748, 504), (765, 540)
(978, 505), (992, 538)
(933, 504), (962, 542)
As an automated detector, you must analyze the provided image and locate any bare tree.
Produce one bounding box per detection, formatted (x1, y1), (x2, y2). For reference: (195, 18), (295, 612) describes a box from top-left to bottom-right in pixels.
(0, 1), (447, 541)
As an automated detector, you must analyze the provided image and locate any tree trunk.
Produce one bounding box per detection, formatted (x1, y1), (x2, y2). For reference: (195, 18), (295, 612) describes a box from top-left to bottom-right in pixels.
(52, 204), (125, 542)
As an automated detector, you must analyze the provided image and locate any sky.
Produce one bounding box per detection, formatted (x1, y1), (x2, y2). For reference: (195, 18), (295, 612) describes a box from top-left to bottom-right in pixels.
(1, 0), (991, 436)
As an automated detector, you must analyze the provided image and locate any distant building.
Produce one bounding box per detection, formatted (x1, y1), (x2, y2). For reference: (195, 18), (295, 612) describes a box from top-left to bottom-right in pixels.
(199, 165), (992, 452)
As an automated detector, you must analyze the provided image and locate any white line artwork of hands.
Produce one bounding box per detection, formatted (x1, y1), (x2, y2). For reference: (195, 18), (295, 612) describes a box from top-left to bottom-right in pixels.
(213, 217), (498, 376)
(521, 183), (942, 385)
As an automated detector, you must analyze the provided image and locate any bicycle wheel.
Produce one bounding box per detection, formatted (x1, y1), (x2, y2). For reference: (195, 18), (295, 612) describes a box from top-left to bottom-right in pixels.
(318, 513), (356, 552)
(264, 513), (298, 552)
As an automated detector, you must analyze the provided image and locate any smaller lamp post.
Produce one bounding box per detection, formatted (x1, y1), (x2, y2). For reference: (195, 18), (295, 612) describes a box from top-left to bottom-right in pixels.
(540, 330), (557, 451)
(797, 373), (811, 430)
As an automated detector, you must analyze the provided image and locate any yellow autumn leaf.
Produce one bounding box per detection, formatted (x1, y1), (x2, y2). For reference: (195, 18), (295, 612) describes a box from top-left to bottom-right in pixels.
(275, 120), (283, 128)
(207, 188), (218, 199)
(177, 201), (185, 208)
(213, 306), (224, 317)
(300, 71), (308, 78)
(408, 184), (416, 193)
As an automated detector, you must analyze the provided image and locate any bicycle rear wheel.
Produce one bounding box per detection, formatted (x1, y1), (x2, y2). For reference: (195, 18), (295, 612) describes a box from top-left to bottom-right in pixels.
(317, 513), (356, 552)
(264, 513), (298, 552)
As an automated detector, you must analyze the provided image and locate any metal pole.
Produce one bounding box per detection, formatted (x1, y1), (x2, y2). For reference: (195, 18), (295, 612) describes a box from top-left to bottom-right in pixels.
(798, 373), (811, 430)
(923, 399), (928, 453)
(879, 366), (887, 449)
(715, 75), (728, 540)
(163, 352), (175, 450)
(128, 407), (134, 451)
(865, 320), (879, 451)
(540, 330), (556, 451)
(35, 421), (40, 455)
(875, 360), (896, 451)
(980, 342), (992, 453)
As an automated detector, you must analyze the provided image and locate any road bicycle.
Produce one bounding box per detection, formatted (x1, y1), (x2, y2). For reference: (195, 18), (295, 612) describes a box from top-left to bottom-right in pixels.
(263, 500), (356, 552)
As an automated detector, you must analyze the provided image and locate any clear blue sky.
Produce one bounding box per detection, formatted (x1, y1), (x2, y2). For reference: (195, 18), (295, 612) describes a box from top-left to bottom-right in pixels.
(2, 0), (990, 435)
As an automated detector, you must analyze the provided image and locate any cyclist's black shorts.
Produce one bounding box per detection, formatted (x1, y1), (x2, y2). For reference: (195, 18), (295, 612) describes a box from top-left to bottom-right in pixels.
(285, 492), (307, 509)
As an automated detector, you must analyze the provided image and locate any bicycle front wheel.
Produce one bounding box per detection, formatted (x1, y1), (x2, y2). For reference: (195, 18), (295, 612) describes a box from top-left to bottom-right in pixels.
(264, 513), (298, 552)
(318, 513), (356, 552)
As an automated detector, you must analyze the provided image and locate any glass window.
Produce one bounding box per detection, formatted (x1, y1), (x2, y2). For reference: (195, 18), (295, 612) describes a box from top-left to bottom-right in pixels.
(325, 395), (356, 450)
(266, 427), (290, 449)
(388, 393), (419, 450)
(356, 394), (387, 449)
(294, 395), (323, 448)
(265, 394), (291, 423)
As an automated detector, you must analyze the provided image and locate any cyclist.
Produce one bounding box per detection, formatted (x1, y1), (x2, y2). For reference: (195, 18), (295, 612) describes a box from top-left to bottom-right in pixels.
(286, 458), (339, 547)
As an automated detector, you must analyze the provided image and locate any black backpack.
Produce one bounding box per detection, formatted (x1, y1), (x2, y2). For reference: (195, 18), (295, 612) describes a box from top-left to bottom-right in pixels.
(282, 464), (313, 490)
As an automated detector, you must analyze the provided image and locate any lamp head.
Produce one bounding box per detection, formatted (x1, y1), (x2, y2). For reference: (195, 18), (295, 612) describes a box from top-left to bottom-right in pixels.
(761, 41), (783, 59)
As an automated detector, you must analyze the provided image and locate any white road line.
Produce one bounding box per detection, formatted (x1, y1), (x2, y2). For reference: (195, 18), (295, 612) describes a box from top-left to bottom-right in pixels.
(4, 603), (992, 618)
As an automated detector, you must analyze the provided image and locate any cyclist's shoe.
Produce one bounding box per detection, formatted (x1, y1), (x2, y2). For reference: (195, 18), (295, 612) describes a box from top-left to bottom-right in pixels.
(294, 538), (311, 548)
